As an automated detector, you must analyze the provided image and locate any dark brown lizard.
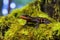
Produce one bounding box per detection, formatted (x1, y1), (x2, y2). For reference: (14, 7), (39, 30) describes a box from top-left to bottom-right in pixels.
(20, 15), (51, 28)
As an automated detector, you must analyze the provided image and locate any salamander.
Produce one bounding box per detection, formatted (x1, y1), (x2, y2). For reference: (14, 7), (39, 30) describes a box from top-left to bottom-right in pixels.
(20, 15), (51, 28)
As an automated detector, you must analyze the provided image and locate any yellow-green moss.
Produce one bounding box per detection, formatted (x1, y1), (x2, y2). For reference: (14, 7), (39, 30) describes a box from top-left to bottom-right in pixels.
(0, 0), (60, 40)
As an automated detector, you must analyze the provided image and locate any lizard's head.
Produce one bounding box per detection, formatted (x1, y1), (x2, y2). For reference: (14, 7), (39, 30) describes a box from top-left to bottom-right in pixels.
(20, 15), (30, 20)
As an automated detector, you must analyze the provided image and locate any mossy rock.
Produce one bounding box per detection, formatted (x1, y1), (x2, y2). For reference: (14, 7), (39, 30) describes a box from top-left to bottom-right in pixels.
(0, 0), (60, 40)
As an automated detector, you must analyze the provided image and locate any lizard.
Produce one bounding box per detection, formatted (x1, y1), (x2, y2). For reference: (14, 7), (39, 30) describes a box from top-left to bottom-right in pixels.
(20, 15), (51, 28)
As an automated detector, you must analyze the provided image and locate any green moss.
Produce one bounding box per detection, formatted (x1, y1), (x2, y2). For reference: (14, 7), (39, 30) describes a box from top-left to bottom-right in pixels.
(0, 0), (60, 40)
